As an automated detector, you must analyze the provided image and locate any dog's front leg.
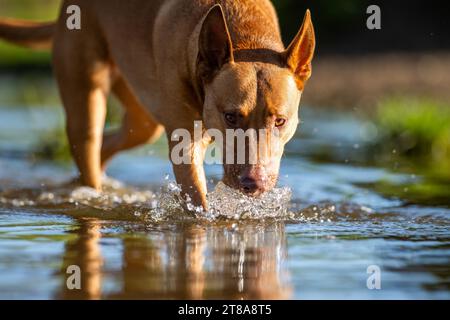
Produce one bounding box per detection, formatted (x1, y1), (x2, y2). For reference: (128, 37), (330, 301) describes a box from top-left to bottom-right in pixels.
(168, 133), (209, 210)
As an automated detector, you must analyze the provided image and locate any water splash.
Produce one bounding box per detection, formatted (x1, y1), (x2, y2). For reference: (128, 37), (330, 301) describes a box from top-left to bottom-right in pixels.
(286, 202), (374, 223)
(132, 180), (292, 222)
(0, 176), (156, 211)
(205, 181), (292, 220)
(0, 176), (294, 222)
(4, 176), (432, 225)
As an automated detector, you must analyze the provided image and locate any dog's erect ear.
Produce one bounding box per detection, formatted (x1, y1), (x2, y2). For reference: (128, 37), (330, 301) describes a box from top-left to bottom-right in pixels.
(284, 10), (315, 86)
(198, 4), (234, 78)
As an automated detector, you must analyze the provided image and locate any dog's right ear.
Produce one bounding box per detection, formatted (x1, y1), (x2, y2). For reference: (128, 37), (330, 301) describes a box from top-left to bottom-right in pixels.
(198, 5), (234, 79)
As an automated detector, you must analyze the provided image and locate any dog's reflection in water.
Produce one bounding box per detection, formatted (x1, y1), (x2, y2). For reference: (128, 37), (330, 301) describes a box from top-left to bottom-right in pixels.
(58, 218), (103, 300)
(58, 219), (291, 299)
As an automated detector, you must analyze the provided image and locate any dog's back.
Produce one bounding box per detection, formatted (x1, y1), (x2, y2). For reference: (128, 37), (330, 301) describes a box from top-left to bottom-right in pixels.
(88, 0), (284, 50)
(67, 0), (287, 123)
(0, 0), (285, 111)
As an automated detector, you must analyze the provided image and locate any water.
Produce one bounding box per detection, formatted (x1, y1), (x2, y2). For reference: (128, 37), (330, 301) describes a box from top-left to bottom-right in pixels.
(0, 105), (449, 299)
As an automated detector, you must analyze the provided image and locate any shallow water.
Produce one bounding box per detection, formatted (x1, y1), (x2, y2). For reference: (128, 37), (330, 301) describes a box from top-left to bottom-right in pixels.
(0, 105), (449, 299)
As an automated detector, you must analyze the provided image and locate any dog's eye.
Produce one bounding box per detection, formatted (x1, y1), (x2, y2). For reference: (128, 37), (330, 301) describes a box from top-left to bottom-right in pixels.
(224, 113), (238, 126)
(275, 118), (287, 127)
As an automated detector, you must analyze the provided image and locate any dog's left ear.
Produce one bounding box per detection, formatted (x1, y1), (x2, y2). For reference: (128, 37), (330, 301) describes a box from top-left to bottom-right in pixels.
(198, 5), (234, 80)
(284, 10), (315, 87)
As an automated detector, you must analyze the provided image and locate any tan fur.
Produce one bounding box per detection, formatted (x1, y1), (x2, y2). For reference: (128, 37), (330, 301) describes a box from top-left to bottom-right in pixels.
(0, 18), (54, 49)
(0, 0), (315, 208)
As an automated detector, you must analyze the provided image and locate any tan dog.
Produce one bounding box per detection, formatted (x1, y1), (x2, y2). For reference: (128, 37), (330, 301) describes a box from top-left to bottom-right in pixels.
(0, 0), (315, 209)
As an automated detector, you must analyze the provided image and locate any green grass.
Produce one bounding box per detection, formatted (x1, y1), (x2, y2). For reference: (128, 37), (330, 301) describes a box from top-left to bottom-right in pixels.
(0, 43), (52, 67)
(366, 97), (450, 206)
(34, 125), (72, 162)
(374, 97), (450, 163)
(0, 0), (60, 20)
(33, 96), (125, 162)
(0, 73), (60, 106)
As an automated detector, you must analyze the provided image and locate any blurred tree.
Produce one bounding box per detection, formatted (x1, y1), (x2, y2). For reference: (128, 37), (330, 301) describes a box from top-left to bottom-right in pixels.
(272, 0), (450, 54)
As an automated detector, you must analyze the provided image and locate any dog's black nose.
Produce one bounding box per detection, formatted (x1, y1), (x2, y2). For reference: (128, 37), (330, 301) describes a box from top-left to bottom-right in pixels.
(240, 176), (263, 195)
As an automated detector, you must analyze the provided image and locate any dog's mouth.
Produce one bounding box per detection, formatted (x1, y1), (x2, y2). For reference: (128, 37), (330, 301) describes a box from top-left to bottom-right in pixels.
(222, 170), (278, 197)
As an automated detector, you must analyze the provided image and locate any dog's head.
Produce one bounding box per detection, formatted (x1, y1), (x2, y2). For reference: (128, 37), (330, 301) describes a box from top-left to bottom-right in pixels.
(198, 5), (315, 196)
